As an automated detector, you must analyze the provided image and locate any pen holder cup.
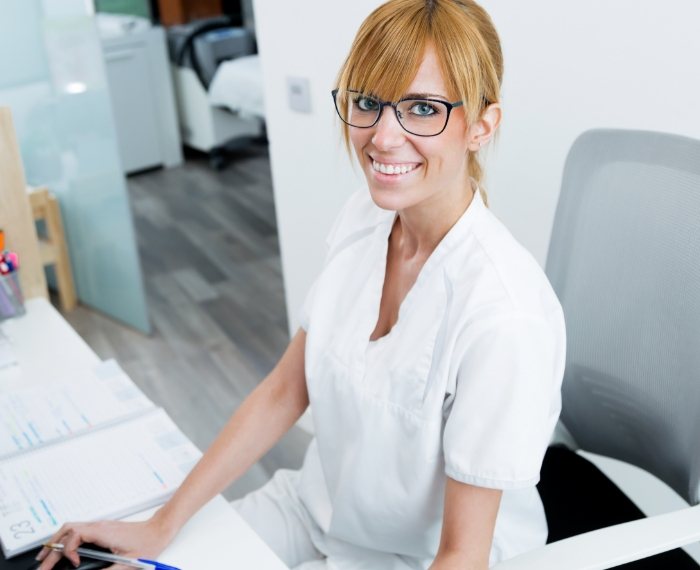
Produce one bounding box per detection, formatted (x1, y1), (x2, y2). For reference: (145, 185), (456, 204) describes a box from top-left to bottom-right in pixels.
(0, 271), (26, 320)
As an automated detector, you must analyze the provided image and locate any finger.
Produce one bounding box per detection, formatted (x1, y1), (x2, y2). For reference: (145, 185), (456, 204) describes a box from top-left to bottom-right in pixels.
(35, 546), (49, 561)
(38, 522), (77, 568)
(62, 529), (83, 566)
(37, 549), (64, 570)
(37, 523), (72, 560)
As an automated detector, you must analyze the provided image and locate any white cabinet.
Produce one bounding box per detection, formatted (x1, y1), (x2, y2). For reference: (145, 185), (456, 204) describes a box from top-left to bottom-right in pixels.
(99, 16), (183, 174)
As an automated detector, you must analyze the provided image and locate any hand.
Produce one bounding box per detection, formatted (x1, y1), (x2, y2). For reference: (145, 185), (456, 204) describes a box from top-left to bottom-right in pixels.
(35, 517), (175, 570)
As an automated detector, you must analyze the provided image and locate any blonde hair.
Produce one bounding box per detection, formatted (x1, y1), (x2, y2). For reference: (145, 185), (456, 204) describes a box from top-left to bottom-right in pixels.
(336, 0), (503, 206)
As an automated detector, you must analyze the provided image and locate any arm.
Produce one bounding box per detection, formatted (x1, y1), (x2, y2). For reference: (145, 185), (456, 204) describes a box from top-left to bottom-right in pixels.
(430, 477), (502, 570)
(154, 328), (309, 534)
(38, 329), (310, 569)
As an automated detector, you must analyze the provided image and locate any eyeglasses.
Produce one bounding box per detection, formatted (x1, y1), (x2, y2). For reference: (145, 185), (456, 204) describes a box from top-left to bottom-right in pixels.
(332, 88), (463, 137)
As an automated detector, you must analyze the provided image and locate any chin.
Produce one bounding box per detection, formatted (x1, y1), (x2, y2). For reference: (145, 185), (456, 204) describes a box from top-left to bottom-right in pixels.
(366, 181), (421, 212)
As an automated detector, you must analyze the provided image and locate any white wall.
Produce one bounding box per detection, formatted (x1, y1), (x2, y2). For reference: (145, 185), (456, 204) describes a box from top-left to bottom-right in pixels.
(254, 0), (700, 335)
(481, 1), (700, 264)
(253, 1), (377, 335)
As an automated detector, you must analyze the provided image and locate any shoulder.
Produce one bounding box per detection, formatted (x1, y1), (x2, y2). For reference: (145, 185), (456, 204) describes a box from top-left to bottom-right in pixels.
(446, 205), (565, 342)
(325, 187), (391, 255)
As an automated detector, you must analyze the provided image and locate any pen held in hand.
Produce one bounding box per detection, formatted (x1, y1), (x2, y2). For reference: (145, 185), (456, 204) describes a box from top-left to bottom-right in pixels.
(43, 543), (182, 570)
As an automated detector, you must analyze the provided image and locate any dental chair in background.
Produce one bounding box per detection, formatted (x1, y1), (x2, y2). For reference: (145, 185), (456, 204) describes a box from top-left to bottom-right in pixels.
(167, 16), (265, 169)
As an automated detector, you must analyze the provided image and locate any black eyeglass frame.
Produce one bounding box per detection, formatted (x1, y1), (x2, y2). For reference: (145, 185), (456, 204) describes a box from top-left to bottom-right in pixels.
(331, 88), (464, 137)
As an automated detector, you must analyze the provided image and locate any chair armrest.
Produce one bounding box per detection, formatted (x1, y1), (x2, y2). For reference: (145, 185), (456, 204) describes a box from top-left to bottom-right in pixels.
(492, 504), (700, 570)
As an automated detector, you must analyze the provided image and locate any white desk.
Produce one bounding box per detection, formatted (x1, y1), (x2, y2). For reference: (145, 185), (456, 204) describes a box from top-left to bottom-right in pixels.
(0, 299), (99, 388)
(0, 299), (287, 569)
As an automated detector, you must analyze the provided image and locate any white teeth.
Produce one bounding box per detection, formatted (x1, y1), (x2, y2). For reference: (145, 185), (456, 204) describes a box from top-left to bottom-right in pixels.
(372, 160), (417, 175)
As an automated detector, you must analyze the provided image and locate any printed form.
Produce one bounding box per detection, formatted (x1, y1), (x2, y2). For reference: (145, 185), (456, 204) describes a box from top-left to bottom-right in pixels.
(0, 408), (201, 557)
(0, 360), (153, 459)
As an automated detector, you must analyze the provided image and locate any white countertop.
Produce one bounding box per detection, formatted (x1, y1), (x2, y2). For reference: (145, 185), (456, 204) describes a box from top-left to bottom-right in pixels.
(0, 298), (288, 569)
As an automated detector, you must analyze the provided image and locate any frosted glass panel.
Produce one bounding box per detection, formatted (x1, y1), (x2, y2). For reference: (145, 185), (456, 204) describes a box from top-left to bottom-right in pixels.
(0, 3), (49, 87)
(0, 0), (150, 332)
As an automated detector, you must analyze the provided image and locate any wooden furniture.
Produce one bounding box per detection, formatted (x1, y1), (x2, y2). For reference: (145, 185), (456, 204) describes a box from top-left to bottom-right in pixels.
(157, 0), (222, 26)
(0, 108), (47, 302)
(27, 186), (77, 312)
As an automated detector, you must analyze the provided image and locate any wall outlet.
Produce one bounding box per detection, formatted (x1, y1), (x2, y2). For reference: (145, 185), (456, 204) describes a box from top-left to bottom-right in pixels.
(286, 76), (312, 113)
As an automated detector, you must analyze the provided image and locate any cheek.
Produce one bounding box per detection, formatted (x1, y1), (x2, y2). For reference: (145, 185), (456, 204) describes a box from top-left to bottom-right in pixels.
(423, 134), (470, 175)
(418, 142), (460, 174)
(350, 129), (370, 158)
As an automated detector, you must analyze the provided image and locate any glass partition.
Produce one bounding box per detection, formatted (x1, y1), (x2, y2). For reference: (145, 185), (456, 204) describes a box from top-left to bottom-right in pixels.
(0, 0), (150, 332)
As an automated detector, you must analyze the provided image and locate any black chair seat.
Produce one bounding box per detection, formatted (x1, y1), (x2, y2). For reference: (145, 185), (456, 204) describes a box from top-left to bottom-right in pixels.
(537, 446), (699, 569)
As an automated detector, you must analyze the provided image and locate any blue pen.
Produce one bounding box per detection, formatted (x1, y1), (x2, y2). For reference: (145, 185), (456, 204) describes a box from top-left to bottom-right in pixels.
(44, 543), (182, 570)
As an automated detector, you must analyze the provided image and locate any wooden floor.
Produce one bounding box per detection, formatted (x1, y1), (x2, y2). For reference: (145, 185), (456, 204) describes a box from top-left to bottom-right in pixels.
(62, 145), (311, 501)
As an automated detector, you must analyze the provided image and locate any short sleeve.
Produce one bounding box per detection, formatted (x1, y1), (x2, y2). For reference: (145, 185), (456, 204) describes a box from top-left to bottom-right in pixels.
(443, 314), (562, 489)
(298, 277), (319, 331)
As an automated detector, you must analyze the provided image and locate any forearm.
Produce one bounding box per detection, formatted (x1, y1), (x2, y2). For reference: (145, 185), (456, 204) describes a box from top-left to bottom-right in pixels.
(430, 550), (488, 570)
(153, 333), (309, 536)
(431, 478), (501, 570)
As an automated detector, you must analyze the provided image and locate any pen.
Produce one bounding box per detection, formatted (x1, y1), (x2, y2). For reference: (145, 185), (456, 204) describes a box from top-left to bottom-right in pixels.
(43, 543), (182, 570)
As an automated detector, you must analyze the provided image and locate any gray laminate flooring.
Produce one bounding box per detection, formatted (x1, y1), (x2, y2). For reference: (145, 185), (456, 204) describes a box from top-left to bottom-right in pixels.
(62, 145), (311, 501)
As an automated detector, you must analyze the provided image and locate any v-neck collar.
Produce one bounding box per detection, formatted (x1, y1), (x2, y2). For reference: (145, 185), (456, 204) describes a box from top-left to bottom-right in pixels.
(367, 187), (486, 345)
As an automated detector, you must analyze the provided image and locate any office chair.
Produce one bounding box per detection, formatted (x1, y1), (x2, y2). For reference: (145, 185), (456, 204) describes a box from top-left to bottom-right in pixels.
(493, 129), (700, 569)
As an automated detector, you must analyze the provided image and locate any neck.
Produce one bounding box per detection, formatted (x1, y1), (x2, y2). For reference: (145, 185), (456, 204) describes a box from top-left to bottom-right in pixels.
(393, 180), (476, 259)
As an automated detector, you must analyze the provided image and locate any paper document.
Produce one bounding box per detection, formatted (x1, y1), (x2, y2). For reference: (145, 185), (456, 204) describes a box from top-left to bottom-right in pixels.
(0, 408), (201, 557)
(0, 359), (154, 459)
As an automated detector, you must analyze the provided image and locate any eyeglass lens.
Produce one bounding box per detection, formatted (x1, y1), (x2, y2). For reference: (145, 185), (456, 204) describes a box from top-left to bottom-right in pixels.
(335, 90), (450, 136)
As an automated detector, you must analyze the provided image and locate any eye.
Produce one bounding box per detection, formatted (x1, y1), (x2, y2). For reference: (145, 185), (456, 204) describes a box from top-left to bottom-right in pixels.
(354, 95), (380, 112)
(409, 101), (439, 116)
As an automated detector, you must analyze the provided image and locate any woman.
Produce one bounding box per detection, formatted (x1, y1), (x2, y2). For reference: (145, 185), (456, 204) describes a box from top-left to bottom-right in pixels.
(38, 1), (565, 568)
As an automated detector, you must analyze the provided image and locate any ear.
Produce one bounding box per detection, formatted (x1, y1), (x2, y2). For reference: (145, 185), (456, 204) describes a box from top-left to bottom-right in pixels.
(467, 103), (502, 152)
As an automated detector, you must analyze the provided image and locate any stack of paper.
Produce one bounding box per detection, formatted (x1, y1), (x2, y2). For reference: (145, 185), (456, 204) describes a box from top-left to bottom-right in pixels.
(0, 361), (201, 558)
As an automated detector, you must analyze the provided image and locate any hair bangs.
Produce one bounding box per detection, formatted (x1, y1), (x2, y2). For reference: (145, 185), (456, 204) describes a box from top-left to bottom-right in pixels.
(430, 3), (491, 121)
(337, 6), (429, 103)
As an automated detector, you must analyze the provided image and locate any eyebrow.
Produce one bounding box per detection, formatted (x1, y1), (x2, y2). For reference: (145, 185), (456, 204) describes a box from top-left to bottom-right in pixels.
(401, 92), (449, 100)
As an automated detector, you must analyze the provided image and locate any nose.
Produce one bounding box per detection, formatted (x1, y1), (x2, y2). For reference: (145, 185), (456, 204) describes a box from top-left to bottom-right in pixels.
(370, 106), (406, 150)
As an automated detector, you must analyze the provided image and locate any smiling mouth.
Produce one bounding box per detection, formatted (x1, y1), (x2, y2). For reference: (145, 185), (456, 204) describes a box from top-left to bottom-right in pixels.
(371, 159), (420, 175)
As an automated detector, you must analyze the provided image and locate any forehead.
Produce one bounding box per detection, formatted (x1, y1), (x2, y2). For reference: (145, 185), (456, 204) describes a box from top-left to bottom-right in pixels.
(363, 45), (449, 100)
(404, 45), (449, 98)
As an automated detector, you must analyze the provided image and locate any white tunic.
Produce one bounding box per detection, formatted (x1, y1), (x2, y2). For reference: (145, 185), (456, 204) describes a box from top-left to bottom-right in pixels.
(298, 187), (566, 567)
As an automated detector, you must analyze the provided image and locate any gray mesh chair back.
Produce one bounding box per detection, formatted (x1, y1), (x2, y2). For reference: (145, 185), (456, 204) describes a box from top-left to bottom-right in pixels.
(545, 129), (700, 506)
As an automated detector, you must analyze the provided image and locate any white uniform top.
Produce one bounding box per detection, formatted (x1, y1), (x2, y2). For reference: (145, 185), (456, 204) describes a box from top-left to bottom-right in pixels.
(298, 187), (566, 566)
